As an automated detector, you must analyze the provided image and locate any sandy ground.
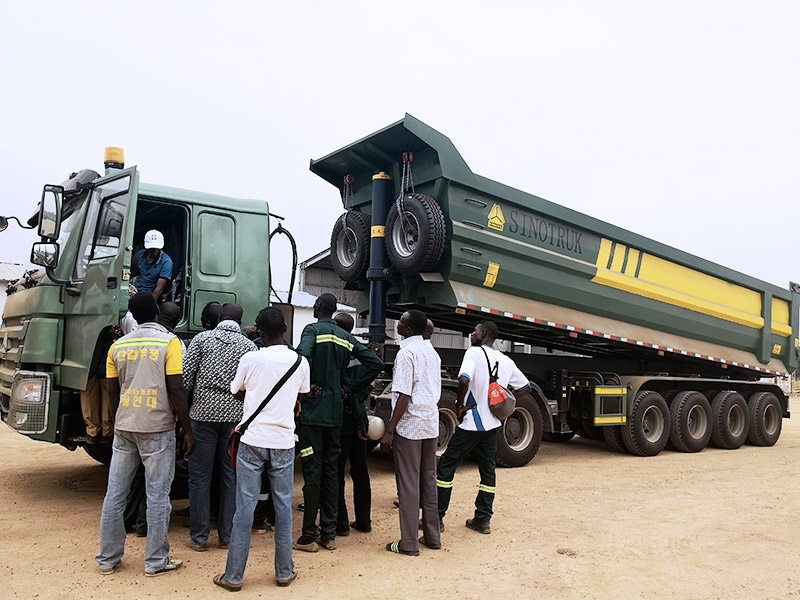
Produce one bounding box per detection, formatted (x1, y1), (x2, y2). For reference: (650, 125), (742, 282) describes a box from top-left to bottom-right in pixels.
(1, 409), (800, 600)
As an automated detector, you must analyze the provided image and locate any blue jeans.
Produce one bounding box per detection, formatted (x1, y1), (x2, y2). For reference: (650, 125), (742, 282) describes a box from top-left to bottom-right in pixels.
(96, 430), (176, 573)
(188, 419), (236, 545)
(224, 442), (295, 584)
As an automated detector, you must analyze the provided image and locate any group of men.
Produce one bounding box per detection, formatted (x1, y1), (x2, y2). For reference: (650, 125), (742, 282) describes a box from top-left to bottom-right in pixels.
(92, 235), (530, 589)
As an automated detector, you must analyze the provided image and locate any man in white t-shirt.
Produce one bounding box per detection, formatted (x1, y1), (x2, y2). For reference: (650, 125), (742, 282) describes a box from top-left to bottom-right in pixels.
(214, 308), (310, 591)
(436, 320), (530, 535)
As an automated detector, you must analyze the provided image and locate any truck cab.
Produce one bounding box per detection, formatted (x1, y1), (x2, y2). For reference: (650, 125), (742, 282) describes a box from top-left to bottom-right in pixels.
(0, 148), (273, 461)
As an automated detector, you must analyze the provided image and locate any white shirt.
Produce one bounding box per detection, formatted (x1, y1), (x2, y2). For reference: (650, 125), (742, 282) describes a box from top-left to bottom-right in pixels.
(230, 345), (311, 450)
(391, 335), (441, 440)
(459, 345), (530, 432)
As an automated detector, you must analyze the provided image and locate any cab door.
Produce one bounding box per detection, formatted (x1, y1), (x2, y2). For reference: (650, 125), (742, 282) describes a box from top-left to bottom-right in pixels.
(60, 168), (139, 391)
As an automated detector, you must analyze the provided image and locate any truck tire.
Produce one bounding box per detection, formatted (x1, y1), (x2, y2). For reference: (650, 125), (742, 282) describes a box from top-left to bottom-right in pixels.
(330, 211), (371, 282)
(603, 425), (627, 453)
(496, 394), (543, 468)
(437, 390), (459, 457)
(621, 390), (670, 456)
(746, 391), (782, 446)
(668, 391), (712, 453)
(83, 443), (112, 465)
(710, 391), (749, 449)
(385, 193), (446, 274)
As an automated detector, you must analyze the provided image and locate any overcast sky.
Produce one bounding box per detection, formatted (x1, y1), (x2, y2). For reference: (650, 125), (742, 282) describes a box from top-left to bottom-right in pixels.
(1, 1), (797, 294)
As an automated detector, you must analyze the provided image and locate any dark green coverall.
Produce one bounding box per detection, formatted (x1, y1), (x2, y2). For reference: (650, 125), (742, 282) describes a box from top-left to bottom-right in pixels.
(295, 318), (383, 544)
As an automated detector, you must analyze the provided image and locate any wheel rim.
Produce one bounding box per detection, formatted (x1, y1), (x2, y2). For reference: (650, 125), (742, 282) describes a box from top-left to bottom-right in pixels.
(686, 404), (709, 440)
(392, 212), (421, 258)
(438, 408), (458, 456)
(335, 228), (358, 268)
(503, 407), (534, 451)
(641, 405), (665, 442)
(762, 402), (781, 436)
(727, 404), (747, 437)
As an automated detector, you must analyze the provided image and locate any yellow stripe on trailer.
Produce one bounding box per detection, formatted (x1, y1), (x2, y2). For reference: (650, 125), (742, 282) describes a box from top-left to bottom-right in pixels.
(592, 238), (793, 337)
(595, 415), (627, 425)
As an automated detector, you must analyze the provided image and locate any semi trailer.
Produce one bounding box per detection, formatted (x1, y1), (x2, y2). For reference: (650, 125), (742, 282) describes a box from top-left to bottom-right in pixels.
(311, 114), (798, 466)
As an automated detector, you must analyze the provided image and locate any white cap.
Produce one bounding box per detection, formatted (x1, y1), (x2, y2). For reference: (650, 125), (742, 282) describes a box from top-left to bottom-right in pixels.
(144, 229), (165, 249)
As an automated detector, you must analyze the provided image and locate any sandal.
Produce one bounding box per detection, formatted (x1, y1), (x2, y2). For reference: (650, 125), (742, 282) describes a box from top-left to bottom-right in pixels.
(385, 541), (419, 556)
(213, 574), (242, 592)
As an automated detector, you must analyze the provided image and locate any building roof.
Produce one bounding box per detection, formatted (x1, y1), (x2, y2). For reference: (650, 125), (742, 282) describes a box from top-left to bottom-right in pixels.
(271, 289), (354, 312)
(0, 263), (25, 283)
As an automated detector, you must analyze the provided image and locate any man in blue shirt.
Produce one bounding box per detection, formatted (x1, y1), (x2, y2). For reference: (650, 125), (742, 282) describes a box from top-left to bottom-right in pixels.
(134, 230), (173, 301)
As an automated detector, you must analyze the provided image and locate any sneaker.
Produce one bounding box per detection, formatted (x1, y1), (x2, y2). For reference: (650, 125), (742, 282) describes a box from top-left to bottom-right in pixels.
(465, 518), (491, 534)
(252, 527), (269, 535)
(294, 540), (319, 553)
(317, 538), (336, 551)
(145, 558), (183, 577)
(276, 571), (298, 587)
(185, 537), (209, 552)
(219, 541), (229, 549)
(99, 561), (120, 575)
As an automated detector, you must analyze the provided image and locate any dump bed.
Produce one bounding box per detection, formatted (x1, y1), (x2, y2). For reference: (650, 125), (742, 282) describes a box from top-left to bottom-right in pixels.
(311, 114), (799, 377)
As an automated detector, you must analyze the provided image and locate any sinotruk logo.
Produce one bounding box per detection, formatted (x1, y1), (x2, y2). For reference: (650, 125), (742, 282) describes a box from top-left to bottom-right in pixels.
(488, 204), (505, 231)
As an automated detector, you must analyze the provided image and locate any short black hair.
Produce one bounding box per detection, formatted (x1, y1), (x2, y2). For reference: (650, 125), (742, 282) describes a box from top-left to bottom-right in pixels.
(158, 301), (181, 330)
(478, 319), (499, 340)
(201, 301), (222, 330)
(316, 293), (338, 315)
(129, 292), (158, 324)
(220, 302), (244, 324)
(255, 306), (286, 338)
(405, 309), (428, 336)
(334, 312), (354, 333)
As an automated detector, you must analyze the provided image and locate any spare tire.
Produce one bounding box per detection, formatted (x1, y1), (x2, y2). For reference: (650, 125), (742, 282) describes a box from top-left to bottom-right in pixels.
(330, 211), (371, 282)
(385, 193), (446, 274)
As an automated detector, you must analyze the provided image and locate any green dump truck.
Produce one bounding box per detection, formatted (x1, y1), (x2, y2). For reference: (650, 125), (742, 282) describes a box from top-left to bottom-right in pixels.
(311, 114), (799, 466)
(0, 149), (287, 463)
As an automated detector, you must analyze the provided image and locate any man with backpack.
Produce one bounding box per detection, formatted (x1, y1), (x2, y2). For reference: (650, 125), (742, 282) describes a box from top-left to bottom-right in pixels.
(436, 320), (530, 535)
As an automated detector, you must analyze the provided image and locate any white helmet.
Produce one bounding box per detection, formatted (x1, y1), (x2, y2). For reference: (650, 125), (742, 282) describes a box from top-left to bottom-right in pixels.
(143, 229), (165, 249)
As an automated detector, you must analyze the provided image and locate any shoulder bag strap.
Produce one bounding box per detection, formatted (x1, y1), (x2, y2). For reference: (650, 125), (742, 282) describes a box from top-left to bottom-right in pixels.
(480, 346), (500, 382)
(238, 353), (302, 435)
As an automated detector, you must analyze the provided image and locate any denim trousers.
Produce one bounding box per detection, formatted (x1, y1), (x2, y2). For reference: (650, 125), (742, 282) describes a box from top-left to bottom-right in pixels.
(188, 419), (236, 545)
(224, 442), (295, 584)
(96, 429), (176, 573)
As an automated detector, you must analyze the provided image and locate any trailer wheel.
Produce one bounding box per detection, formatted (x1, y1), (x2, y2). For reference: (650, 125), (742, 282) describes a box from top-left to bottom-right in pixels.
(603, 425), (627, 453)
(385, 193), (446, 274)
(330, 211), (371, 282)
(622, 390), (670, 456)
(746, 391), (782, 446)
(711, 391), (749, 449)
(496, 394), (543, 468)
(83, 443), (112, 465)
(437, 390), (459, 457)
(669, 391), (712, 453)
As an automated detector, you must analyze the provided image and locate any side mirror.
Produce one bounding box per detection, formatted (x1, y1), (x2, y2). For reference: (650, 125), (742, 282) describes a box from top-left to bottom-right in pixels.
(31, 242), (60, 268)
(39, 185), (64, 240)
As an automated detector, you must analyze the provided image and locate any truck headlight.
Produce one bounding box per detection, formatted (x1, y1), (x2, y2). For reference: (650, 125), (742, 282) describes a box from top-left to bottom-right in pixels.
(11, 373), (49, 404)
